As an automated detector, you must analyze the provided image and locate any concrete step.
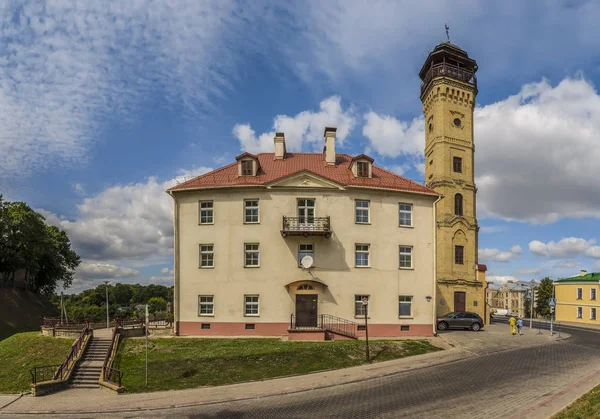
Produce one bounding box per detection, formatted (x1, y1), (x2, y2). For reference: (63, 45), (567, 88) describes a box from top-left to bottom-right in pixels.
(72, 370), (101, 377)
(70, 384), (100, 389)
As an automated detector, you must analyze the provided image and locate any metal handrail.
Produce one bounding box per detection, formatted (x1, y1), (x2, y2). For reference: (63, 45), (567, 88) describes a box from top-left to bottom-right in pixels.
(102, 324), (123, 387)
(421, 62), (477, 94)
(290, 313), (358, 338)
(30, 364), (61, 385)
(54, 323), (90, 381)
(282, 216), (331, 232)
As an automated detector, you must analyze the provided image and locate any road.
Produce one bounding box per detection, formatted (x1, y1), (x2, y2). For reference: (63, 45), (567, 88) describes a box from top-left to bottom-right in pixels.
(134, 323), (599, 419)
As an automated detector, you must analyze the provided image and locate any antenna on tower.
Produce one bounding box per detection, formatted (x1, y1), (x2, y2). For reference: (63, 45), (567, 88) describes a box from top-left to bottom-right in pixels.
(445, 23), (450, 42)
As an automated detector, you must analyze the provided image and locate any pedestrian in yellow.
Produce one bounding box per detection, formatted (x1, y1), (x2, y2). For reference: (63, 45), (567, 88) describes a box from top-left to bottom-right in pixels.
(509, 316), (517, 335)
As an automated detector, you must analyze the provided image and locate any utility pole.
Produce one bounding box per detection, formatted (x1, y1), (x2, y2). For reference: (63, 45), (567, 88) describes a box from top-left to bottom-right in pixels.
(362, 297), (370, 362)
(104, 280), (110, 329)
(145, 304), (149, 387)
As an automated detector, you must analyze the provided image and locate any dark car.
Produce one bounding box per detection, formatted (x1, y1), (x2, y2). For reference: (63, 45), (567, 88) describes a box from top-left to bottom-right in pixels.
(437, 312), (484, 332)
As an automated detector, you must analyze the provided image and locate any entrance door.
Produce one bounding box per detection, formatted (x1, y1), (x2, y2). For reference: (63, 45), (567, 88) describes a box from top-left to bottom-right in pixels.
(295, 294), (318, 327)
(454, 292), (466, 313)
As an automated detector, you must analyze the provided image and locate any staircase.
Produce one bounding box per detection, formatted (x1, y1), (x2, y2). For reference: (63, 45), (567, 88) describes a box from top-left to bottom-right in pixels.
(289, 314), (359, 340)
(69, 332), (111, 389)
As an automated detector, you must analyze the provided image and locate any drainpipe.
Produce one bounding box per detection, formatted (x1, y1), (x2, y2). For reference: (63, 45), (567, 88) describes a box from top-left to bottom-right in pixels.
(432, 194), (443, 337)
(167, 191), (180, 336)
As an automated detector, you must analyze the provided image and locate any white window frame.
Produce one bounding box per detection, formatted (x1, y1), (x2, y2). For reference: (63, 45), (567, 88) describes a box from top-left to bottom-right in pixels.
(399, 246), (413, 269)
(398, 203), (413, 227)
(198, 295), (214, 316)
(355, 244), (370, 268)
(244, 243), (260, 268)
(199, 200), (214, 225)
(298, 243), (314, 267)
(399, 296), (413, 318)
(591, 288), (597, 301)
(199, 244), (214, 268)
(244, 295), (259, 317)
(591, 307), (597, 321)
(577, 306), (583, 319)
(355, 200), (370, 224)
(244, 199), (260, 224)
(576, 287), (583, 300)
(354, 295), (369, 317)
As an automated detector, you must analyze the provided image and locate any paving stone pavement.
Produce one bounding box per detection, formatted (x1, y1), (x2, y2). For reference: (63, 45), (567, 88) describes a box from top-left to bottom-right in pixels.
(1, 324), (598, 418)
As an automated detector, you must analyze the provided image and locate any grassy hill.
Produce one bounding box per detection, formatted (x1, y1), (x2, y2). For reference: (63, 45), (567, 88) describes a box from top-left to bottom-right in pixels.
(0, 288), (58, 342)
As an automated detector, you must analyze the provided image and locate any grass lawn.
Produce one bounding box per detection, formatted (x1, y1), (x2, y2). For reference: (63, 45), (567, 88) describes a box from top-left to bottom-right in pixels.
(0, 332), (74, 393)
(554, 384), (600, 419)
(115, 338), (442, 393)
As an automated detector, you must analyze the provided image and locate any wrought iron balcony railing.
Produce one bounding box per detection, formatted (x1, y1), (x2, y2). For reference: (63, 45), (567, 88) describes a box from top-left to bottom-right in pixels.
(281, 216), (331, 238)
(421, 62), (477, 95)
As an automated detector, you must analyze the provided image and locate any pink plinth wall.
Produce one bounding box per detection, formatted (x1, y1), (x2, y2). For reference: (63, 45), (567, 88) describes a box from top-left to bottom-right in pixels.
(177, 322), (434, 338)
(287, 330), (326, 341)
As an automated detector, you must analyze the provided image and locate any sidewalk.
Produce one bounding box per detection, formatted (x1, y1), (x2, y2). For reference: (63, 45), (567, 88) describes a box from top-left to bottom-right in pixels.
(0, 325), (569, 415)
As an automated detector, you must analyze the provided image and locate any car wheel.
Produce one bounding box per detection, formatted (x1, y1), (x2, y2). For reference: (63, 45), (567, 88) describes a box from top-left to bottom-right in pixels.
(437, 322), (448, 331)
(471, 323), (481, 332)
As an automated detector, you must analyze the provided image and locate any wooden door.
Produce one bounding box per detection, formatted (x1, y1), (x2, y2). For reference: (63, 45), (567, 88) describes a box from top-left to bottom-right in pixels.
(454, 292), (466, 313)
(295, 294), (318, 327)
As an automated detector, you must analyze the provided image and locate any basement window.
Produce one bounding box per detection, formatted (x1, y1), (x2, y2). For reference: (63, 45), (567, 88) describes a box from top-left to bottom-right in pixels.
(357, 325), (367, 331)
(400, 325), (410, 331)
(201, 323), (211, 330)
(245, 324), (256, 330)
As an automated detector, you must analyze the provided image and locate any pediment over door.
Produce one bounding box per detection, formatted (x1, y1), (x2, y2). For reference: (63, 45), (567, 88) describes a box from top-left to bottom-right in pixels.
(266, 171), (345, 190)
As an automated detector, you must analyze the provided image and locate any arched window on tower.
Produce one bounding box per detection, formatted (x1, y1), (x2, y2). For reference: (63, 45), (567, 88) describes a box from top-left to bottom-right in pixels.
(454, 194), (463, 216)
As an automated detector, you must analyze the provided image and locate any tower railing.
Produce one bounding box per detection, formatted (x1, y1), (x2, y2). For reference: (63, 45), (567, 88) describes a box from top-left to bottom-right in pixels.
(421, 62), (477, 95)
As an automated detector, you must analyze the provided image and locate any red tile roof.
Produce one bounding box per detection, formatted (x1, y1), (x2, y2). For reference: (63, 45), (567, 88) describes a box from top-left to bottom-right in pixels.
(477, 264), (488, 272)
(168, 153), (439, 196)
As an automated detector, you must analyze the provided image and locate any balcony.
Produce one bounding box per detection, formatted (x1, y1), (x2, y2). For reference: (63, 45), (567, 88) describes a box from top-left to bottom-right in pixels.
(420, 62), (477, 96)
(281, 216), (331, 238)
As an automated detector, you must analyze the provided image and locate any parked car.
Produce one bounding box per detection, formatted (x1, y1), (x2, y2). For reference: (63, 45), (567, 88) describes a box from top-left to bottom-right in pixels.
(437, 312), (484, 332)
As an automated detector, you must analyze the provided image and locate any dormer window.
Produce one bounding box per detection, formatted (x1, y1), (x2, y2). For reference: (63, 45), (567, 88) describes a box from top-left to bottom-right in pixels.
(235, 152), (260, 177)
(241, 160), (253, 176)
(349, 154), (374, 179)
(357, 162), (369, 177)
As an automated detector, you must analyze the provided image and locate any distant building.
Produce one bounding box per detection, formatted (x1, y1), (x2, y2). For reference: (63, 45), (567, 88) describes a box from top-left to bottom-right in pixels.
(487, 279), (538, 317)
(555, 270), (599, 326)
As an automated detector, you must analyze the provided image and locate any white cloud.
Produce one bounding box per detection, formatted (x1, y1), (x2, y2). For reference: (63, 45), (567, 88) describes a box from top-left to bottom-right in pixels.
(42, 167), (211, 263)
(0, 1), (268, 178)
(233, 96), (356, 154)
(76, 263), (140, 280)
(528, 237), (598, 258)
(161, 268), (174, 275)
(487, 276), (519, 285)
(149, 276), (173, 286)
(513, 268), (542, 275)
(552, 260), (582, 269)
(362, 112), (423, 158)
(73, 183), (86, 196)
(479, 246), (522, 263)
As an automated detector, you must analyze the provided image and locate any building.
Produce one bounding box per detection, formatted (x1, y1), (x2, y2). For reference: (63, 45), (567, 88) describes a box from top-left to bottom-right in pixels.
(555, 270), (599, 326)
(167, 128), (442, 339)
(419, 42), (487, 319)
(486, 280), (538, 318)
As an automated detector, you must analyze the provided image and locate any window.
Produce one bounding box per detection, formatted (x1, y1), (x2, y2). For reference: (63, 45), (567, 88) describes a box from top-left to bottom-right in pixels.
(357, 325), (366, 331)
(198, 296), (214, 316)
(241, 160), (253, 175)
(244, 295), (259, 316)
(199, 244), (214, 268)
(355, 200), (370, 224)
(355, 295), (369, 316)
(357, 161), (369, 177)
(400, 325), (410, 331)
(244, 199), (259, 223)
(454, 194), (463, 216)
(244, 243), (260, 267)
(298, 244), (314, 267)
(199, 201), (214, 224)
(245, 324), (255, 330)
(453, 157), (462, 173)
(577, 307), (583, 319)
(577, 288), (583, 300)
(592, 288), (597, 301)
(591, 308), (597, 320)
(399, 204), (413, 227)
(399, 296), (413, 317)
(455, 245), (464, 264)
(355, 244), (370, 267)
(297, 199), (315, 224)
(201, 323), (211, 329)
(399, 246), (413, 269)
(297, 284), (314, 290)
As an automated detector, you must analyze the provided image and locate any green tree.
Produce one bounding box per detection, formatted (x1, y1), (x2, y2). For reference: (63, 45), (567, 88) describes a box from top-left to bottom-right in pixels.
(148, 297), (167, 314)
(535, 277), (553, 317)
(112, 283), (133, 306)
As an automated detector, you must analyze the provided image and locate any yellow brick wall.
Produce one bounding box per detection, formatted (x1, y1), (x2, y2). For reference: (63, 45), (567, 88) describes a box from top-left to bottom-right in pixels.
(555, 283), (599, 325)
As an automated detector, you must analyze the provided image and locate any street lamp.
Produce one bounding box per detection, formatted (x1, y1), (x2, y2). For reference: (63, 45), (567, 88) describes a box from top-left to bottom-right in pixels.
(526, 290), (532, 330)
(362, 297), (370, 362)
(104, 280), (110, 329)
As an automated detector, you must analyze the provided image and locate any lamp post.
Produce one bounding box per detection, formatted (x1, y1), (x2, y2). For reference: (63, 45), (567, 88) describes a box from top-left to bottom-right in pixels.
(362, 297), (370, 362)
(526, 290), (532, 330)
(104, 280), (110, 329)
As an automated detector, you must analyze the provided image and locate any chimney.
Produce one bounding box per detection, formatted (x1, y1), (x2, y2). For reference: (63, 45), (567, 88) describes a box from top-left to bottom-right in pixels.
(580, 270), (587, 277)
(274, 132), (286, 160)
(324, 126), (337, 165)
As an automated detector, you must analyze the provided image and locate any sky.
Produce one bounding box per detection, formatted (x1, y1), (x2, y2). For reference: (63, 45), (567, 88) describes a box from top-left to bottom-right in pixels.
(1, 0), (600, 293)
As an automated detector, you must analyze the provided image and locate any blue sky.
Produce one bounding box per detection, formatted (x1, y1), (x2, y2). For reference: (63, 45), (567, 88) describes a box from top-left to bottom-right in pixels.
(1, 1), (600, 292)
